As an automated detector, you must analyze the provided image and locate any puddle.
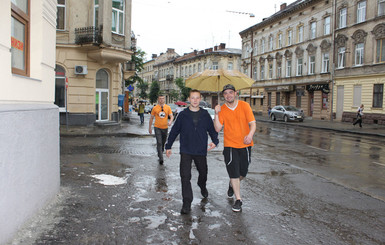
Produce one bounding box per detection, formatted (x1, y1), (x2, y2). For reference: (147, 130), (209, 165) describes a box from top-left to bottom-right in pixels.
(91, 174), (128, 185)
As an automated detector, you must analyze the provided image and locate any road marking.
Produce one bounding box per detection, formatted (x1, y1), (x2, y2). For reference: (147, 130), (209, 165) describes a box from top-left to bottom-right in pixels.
(372, 162), (385, 167)
(307, 145), (328, 152)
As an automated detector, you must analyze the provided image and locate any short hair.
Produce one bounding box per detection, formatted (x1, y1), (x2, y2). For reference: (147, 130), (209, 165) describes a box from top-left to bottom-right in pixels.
(189, 89), (201, 96)
(158, 94), (165, 98)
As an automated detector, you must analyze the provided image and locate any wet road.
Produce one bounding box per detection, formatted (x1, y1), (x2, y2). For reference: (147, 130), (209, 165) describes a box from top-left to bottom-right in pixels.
(13, 117), (385, 245)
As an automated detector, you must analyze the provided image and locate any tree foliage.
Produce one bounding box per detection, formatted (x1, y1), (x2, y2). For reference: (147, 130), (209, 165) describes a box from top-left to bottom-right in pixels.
(149, 81), (160, 104)
(125, 49), (146, 87)
(137, 80), (149, 99)
(175, 77), (191, 101)
(168, 90), (179, 102)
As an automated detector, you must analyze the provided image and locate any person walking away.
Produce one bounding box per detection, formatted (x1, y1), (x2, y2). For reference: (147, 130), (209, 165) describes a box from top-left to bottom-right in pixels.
(353, 104), (364, 128)
(174, 104), (184, 121)
(138, 101), (145, 125)
(149, 95), (174, 164)
(165, 90), (219, 214)
(214, 84), (256, 212)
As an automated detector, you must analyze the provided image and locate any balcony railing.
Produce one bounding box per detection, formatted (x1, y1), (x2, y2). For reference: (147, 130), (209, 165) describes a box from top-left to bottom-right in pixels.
(75, 26), (103, 45)
(166, 75), (174, 81)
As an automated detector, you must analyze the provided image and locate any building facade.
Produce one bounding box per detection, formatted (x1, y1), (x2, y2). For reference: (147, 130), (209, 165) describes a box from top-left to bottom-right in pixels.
(1, 1), (59, 243)
(55, 0), (134, 125)
(240, 0), (334, 120)
(333, 0), (385, 124)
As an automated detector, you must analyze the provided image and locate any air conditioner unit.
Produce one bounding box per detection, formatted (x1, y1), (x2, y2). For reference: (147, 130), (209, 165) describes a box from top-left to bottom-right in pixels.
(74, 65), (88, 75)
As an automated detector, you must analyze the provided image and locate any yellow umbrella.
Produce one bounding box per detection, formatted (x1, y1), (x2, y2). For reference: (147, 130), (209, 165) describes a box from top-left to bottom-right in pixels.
(185, 69), (255, 92)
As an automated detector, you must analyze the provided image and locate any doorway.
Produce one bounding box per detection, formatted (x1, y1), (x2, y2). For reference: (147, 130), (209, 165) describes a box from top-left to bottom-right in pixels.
(336, 86), (344, 120)
(95, 69), (109, 121)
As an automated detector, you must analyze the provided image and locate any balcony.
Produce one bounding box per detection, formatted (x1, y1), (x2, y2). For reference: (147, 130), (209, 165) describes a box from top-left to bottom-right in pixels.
(166, 75), (174, 81)
(123, 61), (135, 80)
(75, 26), (103, 45)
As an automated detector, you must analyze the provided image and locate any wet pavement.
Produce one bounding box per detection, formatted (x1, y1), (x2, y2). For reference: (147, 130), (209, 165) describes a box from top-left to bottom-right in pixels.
(9, 113), (385, 245)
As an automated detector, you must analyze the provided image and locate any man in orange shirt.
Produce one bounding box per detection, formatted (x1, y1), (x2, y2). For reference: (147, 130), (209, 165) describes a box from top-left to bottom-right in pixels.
(214, 84), (256, 212)
(149, 94), (174, 164)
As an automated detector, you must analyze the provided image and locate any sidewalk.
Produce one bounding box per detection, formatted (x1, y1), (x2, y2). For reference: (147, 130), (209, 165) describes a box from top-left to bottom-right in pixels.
(60, 113), (385, 138)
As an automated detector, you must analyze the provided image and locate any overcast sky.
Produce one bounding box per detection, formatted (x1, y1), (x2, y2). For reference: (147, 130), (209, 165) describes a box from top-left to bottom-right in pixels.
(132, 0), (296, 60)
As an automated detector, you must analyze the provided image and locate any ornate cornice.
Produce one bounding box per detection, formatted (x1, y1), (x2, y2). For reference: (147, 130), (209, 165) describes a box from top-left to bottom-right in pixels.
(351, 29), (368, 44)
(275, 52), (282, 61)
(320, 39), (331, 52)
(335, 34), (348, 48)
(284, 49), (293, 58)
(295, 46), (304, 57)
(372, 23), (385, 39)
(306, 43), (317, 54)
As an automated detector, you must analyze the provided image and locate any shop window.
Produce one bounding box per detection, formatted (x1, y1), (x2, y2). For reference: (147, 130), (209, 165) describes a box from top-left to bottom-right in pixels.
(322, 92), (328, 109)
(373, 84), (383, 108)
(112, 0), (124, 35)
(11, 0), (30, 76)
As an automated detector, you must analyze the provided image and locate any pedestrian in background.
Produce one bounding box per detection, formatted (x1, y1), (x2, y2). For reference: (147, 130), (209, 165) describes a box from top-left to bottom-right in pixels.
(165, 89), (218, 214)
(138, 101), (145, 125)
(214, 84), (256, 212)
(149, 95), (174, 164)
(353, 104), (364, 128)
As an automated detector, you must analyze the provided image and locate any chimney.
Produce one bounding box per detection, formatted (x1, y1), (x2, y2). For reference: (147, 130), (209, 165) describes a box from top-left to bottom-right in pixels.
(280, 3), (287, 11)
(214, 45), (218, 51)
(208, 48), (213, 52)
(167, 48), (175, 53)
(152, 54), (157, 59)
(199, 50), (204, 55)
(205, 49), (209, 53)
(194, 50), (198, 55)
(219, 43), (226, 50)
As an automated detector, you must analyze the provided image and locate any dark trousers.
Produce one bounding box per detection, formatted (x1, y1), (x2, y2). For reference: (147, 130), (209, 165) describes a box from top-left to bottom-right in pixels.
(139, 113), (144, 124)
(353, 116), (362, 127)
(180, 154), (207, 206)
(154, 127), (168, 161)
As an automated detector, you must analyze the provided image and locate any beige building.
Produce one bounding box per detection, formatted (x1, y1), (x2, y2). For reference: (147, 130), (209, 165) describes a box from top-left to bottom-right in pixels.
(240, 0), (334, 119)
(55, 0), (134, 125)
(174, 43), (242, 106)
(1, 1), (59, 243)
(333, 0), (385, 124)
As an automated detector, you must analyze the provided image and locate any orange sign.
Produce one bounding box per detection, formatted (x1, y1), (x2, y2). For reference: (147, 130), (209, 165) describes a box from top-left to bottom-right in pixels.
(11, 37), (24, 51)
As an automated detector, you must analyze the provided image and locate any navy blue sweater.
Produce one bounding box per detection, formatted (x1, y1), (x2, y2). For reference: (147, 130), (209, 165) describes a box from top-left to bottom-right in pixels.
(165, 107), (219, 156)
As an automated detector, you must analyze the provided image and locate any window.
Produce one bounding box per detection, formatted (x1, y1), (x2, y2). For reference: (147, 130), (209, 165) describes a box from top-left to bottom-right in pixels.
(376, 39), (385, 63)
(193, 64), (196, 74)
(322, 92), (328, 109)
(55, 65), (66, 111)
(322, 53), (330, 73)
(253, 67), (257, 80)
(338, 47), (346, 68)
(94, 0), (99, 27)
(298, 25), (304, 43)
(324, 16), (331, 35)
(11, 0), (30, 76)
(379, 0), (385, 16)
(373, 84), (384, 108)
(357, 1), (366, 23)
(57, 0), (65, 30)
(297, 58), (303, 76)
(353, 85), (362, 107)
(310, 22), (316, 39)
(269, 64), (273, 79)
(254, 42), (258, 54)
(198, 63), (202, 72)
(269, 36), (273, 51)
(339, 8), (347, 28)
(288, 30), (293, 46)
(286, 60), (292, 77)
(278, 33), (283, 48)
(268, 92), (272, 107)
(212, 62), (219, 70)
(277, 63), (282, 78)
(261, 39), (265, 53)
(260, 65), (265, 79)
(112, 0), (124, 35)
(355, 43), (364, 66)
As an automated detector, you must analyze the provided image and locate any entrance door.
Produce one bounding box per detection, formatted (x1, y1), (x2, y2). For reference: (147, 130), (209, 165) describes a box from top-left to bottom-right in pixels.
(95, 69), (109, 121)
(336, 86), (344, 120)
(309, 92), (314, 117)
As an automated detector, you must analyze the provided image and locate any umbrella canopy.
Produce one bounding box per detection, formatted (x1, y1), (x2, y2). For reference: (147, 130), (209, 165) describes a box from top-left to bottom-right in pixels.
(175, 101), (187, 106)
(185, 69), (255, 92)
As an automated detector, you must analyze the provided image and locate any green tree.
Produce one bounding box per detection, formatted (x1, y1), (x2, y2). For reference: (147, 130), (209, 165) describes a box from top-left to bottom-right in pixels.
(137, 80), (149, 99)
(125, 49), (146, 87)
(149, 81), (160, 104)
(175, 77), (191, 101)
(168, 90), (179, 102)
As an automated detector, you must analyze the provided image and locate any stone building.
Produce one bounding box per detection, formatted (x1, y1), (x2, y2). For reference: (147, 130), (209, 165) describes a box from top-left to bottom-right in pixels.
(1, 1), (59, 243)
(333, 0), (385, 124)
(55, 0), (134, 125)
(240, 0), (334, 119)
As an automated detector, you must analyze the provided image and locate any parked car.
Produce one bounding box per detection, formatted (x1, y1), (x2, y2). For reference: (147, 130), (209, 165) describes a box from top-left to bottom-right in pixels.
(270, 105), (304, 122)
(203, 108), (215, 120)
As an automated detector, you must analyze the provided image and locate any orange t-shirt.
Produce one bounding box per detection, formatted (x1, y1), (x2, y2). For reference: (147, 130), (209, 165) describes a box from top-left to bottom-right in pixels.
(151, 104), (172, 129)
(218, 100), (255, 148)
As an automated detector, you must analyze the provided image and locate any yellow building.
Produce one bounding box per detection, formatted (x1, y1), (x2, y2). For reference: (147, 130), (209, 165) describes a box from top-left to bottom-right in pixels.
(55, 0), (134, 125)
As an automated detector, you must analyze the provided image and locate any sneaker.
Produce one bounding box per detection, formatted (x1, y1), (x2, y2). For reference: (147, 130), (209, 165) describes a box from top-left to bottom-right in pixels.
(180, 205), (191, 215)
(159, 159), (164, 165)
(201, 187), (208, 198)
(227, 183), (234, 198)
(232, 199), (242, 212)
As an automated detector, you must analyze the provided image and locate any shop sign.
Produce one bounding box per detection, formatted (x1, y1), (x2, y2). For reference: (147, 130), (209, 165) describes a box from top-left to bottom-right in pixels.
(306, 83), (330, 93)
(264, 87), (277, 92)
(277, 85), (293, 92)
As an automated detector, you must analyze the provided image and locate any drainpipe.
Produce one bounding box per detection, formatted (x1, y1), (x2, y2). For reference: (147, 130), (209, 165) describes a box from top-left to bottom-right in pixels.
(330, 0), (337, 122)
(250, 31), (253, 106)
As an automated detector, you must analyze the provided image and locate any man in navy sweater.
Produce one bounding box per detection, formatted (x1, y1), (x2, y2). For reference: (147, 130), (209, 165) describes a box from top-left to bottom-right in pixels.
(165, 89), (219, 214)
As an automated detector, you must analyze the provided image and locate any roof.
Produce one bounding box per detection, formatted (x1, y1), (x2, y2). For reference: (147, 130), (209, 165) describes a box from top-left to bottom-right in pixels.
(174, 48), (241, 63)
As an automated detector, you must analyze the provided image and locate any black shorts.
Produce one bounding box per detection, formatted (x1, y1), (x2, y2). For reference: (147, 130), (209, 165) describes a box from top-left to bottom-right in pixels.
(223, 147), (251, 178)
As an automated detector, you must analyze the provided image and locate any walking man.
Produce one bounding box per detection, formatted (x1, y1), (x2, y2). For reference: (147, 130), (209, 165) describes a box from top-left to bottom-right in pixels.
(165, 90), (218, 214)
(214, 84), (256, 212)
(149, 95), (174, 164)
(138, 101), (145, 125)
(353, 104), (364, 128)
